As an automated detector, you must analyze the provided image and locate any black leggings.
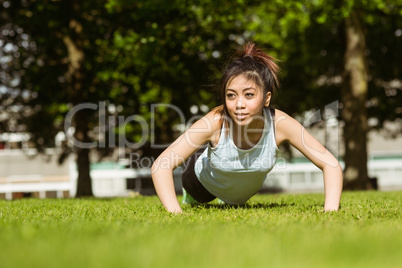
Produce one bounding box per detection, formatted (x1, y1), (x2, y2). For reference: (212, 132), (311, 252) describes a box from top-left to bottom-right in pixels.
(181, 147), (216, 203)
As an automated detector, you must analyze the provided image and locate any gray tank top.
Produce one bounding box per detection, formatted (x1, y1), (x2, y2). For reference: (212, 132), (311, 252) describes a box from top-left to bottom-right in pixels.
(194, 108), (278, 204)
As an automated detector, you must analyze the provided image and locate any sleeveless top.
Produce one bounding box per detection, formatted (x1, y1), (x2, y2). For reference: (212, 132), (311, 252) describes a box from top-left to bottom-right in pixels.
(194, 108), (278, 205)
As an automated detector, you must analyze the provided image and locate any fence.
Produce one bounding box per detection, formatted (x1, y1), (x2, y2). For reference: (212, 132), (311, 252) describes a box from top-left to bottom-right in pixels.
(0, 175), (73, 200)
(0, 149), (72, 199)
(264, 157), (402, 193)
(74, 156), (402, 197)
(1, 156), (401, 199)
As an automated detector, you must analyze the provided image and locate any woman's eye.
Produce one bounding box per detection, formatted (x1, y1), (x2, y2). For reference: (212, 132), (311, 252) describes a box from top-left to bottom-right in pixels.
(246, 93), (254, 97)
(226, 94), (235, 99)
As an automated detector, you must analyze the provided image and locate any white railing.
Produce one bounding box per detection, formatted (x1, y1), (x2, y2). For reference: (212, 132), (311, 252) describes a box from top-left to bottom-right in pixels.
(79, 158), (402, 197)
(263, 158), (402, 192)
(264, 163), (324, 192)
(69, 164), (183, 198)
(0, 175), (74, 200)
(367, 159), (402, 190)
(2, 158), (401, 199)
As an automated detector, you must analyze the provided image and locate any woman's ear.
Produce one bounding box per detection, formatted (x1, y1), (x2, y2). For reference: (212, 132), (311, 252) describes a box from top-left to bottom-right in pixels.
(264, 92), (271, 107)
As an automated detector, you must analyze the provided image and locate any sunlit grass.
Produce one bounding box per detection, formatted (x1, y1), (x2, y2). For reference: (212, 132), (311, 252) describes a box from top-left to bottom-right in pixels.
(0, 191), (400, 268)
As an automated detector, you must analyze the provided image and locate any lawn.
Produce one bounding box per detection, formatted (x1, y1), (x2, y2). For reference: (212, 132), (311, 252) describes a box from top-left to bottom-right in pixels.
(0, 191), (401, 268)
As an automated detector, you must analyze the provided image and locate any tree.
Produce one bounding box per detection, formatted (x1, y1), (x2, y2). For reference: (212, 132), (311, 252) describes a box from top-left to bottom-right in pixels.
(341, 8), (371, 189)
(343, 2), (401, 189)
(244, 0), (402, 189)
(1, 0), (122, 196)
(0, 0), (251, 196)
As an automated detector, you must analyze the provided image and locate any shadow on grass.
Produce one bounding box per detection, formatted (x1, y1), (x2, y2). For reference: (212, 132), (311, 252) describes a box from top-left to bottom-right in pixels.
(190, 202), (296, 210)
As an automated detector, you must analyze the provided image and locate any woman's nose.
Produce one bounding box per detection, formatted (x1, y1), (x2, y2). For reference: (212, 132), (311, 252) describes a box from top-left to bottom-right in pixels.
(236, 99), (245, 108)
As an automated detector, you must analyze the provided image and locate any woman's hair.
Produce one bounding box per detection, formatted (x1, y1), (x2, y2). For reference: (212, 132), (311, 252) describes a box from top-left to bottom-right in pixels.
(216, 41), (280, 129)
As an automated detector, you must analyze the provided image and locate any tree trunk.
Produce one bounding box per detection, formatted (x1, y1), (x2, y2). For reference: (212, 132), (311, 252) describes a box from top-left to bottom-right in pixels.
(66, 1), (93, 197)
(74, 110), (93, 197)
(342, 10), (372, 190)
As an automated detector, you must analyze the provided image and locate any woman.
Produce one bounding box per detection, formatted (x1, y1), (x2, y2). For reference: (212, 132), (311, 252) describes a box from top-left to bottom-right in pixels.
(151, 42), (343, 213)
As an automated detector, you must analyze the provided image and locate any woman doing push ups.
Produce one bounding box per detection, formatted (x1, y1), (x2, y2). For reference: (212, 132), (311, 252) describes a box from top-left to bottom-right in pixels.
(151, 42), (343, 213)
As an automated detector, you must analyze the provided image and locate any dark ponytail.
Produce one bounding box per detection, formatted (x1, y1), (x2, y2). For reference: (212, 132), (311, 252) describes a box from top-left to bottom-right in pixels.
(238, 42), (280, 90)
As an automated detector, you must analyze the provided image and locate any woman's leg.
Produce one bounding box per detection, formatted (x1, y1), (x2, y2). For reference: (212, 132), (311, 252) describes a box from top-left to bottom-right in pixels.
(181, 147), (216, 203)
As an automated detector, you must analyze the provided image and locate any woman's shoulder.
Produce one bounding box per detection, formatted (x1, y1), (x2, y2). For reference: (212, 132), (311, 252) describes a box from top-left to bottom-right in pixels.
(270, 108), (292, 124)
(271, 108), (286, 117)
(203, 105), (224, 125)
(185, 105), (223, 142)
(271, 108), (304, 144)
(204, 105), (224, 146)
(271, 108), (296, 128)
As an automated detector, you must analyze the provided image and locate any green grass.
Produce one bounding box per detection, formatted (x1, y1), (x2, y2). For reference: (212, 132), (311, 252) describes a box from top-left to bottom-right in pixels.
(0, 191), (401, 268)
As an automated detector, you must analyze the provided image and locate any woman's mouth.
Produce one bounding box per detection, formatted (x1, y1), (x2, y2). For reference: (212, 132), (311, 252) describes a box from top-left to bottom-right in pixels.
(234, 113), (248, 120)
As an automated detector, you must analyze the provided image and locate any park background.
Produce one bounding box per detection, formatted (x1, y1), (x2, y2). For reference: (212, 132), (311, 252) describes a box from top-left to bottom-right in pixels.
(0, 1), (401, 268)
(1, 0), (401, 197)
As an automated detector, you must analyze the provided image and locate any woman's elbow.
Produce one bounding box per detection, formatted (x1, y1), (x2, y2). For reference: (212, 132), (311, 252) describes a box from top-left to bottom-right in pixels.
(151, 156), (173, 175)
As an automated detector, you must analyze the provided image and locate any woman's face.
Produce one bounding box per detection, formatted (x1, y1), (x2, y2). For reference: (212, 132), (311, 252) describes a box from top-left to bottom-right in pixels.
(225, 74), (271, 127)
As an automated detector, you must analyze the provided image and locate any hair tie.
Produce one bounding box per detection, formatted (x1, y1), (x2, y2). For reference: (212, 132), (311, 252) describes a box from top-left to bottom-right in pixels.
(244, 54), (253, 59)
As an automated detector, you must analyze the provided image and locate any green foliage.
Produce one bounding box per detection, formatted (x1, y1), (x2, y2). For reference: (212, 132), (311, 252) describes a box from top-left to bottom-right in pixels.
(1, 0), (400, 147)
(0, 191), (401, 268)
(1, 0), (401, 193)
(243, 0), (402, 122)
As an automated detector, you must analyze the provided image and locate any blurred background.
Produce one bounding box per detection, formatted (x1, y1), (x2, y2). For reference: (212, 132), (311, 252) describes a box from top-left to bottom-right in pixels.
(1, 0), (401, 199)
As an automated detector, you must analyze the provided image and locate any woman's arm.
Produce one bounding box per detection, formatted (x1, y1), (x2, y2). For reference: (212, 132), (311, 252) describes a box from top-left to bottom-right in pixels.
(151, 108), (222, 213)
(274, 109), (343, 211)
